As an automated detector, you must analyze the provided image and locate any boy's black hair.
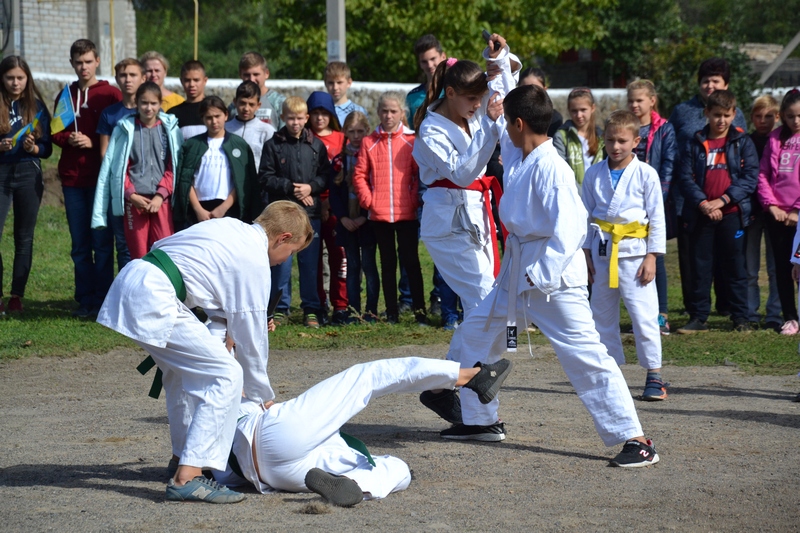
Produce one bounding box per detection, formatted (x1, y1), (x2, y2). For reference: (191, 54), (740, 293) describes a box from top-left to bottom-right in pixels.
(413, 34), (442, 58)
(697, 58), (731, 84)
(180, 60), (206, 77)
(519, 67), (548, 87)
(705, 89), (736, 111)
(235, 80), (261, 101)
(70, 39), (97, 59)
(503, 85), (553, 135)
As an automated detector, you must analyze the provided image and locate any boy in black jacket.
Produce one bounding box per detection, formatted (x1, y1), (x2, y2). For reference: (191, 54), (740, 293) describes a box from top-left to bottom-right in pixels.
(676, 90), (759, 334)
(258, 96), (330, 328)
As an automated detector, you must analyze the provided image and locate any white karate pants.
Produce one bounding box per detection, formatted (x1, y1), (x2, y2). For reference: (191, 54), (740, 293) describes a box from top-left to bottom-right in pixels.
(135, 307), (243, 471)
(449, 282), (644, 447)
(590, 252), (662, 370)
(254, 357), (460, 499)
(423, 233), (495, 317)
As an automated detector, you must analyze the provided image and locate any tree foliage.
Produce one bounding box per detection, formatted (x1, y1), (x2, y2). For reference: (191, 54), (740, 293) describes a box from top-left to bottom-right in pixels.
(135, 0), (615, 82)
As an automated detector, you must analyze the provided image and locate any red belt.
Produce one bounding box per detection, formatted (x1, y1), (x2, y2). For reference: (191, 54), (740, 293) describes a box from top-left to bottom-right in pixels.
(429, 176), (507, 277)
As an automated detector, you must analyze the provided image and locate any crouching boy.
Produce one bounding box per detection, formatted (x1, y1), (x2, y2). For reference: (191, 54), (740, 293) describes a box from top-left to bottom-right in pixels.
(97, 201), (313, 503)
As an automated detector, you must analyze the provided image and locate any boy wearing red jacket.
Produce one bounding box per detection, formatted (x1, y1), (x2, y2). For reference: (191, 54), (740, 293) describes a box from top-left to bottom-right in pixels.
(53, 39), (121, 317)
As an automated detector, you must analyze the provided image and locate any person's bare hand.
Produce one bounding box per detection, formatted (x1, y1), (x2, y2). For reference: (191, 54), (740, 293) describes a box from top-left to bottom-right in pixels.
(636, 254), (656, 285)
(147, 195), (164, 213)
(0, 138), (13, 152)
(486, 93), (504, 122)
(129, 194), (151, 211)
(267, 319), (276, 332)
(210, 204), (228, 219)
(22, 134), (37, 154)
(68, 132), (92, 148)
(786, 210), (798, 227)
(194, 208), (211, 222)
(293, 183), (312, 199)
(486, 33), (507, 59)
(301, 195), (314, 207)
(341, 217), (359, 232)
(769, 205), (788, 223)
(486, 62), (502, 81)
(708, 208), (723, 221)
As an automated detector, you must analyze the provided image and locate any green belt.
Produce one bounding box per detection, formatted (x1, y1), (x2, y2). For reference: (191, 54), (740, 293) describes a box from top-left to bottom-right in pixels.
(339, 431), (376, 466)
(137, 249), (187, 399)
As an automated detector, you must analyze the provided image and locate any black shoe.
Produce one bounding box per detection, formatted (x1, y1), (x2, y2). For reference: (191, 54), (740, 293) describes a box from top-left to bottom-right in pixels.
(419, 389), (463, 424)
(72, 306), (93, 318)
(304, 468), (363, 507)
(331, 309), (349, 326)
(463, 359), (514, 404)
(765, 321), (782, 333)
(398, 301), (413, 314)
(385, 314), (399, 324)
(440, 422), (506, 442)
(676, 318), (708, 334)
(610, 438), (660, 467)
(733, 320), (752, 332)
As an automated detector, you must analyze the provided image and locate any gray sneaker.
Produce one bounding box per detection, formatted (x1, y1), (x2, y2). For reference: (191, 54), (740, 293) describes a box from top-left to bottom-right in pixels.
(166, 476), (246, 504)
(304, 468), (363, 507)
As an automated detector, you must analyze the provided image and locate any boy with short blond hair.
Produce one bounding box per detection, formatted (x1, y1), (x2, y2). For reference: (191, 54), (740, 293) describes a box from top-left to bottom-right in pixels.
(228, 52), (285, 130)
(582, 110), (667, 400)
(324, 61), (367, 126)
(259, 97), (331, 327)
(53, 38), (122, 317)
(97, 200), (313, 503)
(168, 60), (208, 139)
(676, 90), (759, 334)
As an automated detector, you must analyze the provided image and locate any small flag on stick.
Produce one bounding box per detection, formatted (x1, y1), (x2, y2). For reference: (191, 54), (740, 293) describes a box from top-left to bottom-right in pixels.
(10, 109), (43, 147)
(50, 83), (75, 134)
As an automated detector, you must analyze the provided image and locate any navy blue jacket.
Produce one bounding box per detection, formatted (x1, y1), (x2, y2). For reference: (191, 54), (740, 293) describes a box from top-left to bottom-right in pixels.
(677, 125), (759, 231)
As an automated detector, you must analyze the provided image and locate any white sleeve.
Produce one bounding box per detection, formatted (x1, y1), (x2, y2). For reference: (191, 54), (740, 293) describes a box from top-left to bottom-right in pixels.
(485, 45), (523, 172)
(414, 119), (500, 187)
(581, 170), (597, 250)
(526, 184), (588, 294)
(227, 310), (274, 403)
(643, 167), (667, 254)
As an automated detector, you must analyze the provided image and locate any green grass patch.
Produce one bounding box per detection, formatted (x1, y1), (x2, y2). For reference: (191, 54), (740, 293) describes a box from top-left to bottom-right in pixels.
(1, 206), (798, 375)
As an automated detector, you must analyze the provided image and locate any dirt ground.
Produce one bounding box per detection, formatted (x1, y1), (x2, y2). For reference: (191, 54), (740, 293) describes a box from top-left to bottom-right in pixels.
(1, 344), (798, 532)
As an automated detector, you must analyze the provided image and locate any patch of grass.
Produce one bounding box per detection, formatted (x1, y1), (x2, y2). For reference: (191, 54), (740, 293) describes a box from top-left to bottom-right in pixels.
(1, 206), (798, 375)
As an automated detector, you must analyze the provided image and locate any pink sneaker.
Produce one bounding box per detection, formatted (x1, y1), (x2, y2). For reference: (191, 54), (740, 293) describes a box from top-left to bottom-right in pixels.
(780, 320), (799, 335)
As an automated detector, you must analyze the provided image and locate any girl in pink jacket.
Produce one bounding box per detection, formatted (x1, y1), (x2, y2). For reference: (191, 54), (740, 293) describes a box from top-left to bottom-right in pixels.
(353, 91), (426, 325)
(757, 89), (800, 335)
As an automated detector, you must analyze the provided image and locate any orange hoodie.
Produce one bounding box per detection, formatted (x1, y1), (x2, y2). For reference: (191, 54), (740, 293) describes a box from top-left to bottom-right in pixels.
(353, 124), (419, 223)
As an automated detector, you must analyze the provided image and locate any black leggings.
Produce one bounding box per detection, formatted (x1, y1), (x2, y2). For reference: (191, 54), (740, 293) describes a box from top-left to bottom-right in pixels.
(0, 161), (43, 298)
(372, 220), (426, 317)
(765, 217), (799, 321)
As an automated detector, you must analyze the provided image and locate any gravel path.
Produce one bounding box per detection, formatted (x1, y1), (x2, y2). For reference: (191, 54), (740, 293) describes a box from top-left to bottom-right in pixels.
(1, 345), (798, 532)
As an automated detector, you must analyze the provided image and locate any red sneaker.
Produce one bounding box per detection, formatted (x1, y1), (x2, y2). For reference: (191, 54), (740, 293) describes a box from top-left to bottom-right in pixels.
(7, 296), (22, 313)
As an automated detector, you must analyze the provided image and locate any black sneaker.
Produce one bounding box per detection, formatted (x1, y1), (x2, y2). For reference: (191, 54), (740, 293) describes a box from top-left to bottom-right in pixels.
(331, 309), (350, 326)
(419, 389), (463, 424)
(610, 438), (660, 467)
(304, 468), (363, 507)
(676, 318), (708, 334)
(440, 422), (506, 442)
(733, 320), (752, 332)
(765, 321), (782, 333)
(430, 297), (442, 316)
(463, 359), (514, 404)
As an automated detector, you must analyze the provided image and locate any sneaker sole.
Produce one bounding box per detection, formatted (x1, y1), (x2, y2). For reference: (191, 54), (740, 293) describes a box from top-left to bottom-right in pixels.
(440, 432), (506, 442)
(641, 393), (667, 401)
(304, 468), (363, 507)
(676, 329), (707, 335)
(610, 453), (660, 468)
(475, 359), (514, 404)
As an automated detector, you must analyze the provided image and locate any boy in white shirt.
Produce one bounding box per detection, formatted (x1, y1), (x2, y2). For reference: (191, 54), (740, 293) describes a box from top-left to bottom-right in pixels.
(97, 201), (313, 502)
(582, 110), (668, 401)
(225, 81), (275, 167)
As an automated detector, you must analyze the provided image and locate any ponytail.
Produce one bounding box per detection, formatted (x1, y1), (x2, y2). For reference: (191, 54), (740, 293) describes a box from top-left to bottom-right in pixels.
(779, 88), (800, 146)
(414, 58), (488, 132)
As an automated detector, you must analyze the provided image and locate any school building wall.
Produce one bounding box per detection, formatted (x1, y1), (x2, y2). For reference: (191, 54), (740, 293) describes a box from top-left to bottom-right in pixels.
(3, 0), (137, 77)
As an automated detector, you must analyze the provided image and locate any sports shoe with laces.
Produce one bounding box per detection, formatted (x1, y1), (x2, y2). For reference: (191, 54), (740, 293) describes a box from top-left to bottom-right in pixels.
(642, 377), (669, 401)
(303, 313), (320, 329)
(780, 319), (799, 335)
(676, 318), (708, 334)
(272, 312), (288, 327)
(440, 421), (506, 442)
(419, 389), (463, 424)
(610, 438), (660, 467)
(658, 314), (669, 335)
(304, 468), (363, 507)
(166, 476), (246, 503)
(331, 309), (350, 325)
(733, 320), (752, 332)
(463, 359), (514, 404)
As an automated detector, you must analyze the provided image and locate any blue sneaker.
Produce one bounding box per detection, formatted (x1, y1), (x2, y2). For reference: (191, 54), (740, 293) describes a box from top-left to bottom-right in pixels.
(166, 476), (246, 504)
(442, 317), (459, 331)
(642, 377), (669, 401)
(658, 314), (670, 335)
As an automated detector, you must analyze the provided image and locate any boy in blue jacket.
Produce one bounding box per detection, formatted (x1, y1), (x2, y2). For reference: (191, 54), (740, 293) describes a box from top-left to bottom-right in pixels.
(675, 90), (759, 333)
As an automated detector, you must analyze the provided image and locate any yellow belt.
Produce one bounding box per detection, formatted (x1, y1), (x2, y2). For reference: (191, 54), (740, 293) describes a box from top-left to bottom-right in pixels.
(593, 219), (649, 289)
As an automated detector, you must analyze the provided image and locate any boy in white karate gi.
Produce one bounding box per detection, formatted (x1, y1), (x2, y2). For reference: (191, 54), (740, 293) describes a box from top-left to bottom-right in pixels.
(582, 110), (668, 401)
(425, 80), (660, 466)
(97, 201), (313, 503)
(212, 356), (512, 507)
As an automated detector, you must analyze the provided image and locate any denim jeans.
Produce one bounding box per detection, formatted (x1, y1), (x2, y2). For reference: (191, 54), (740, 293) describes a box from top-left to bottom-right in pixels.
(342, 233), (379, 315)
(62, 185), (114, 310)
(0, 161), (43, 298)
(270, 217), (321, 314)
(108, 206), (130, 272)
(433, 265), (460, 322)
(745, 212), (781, 323)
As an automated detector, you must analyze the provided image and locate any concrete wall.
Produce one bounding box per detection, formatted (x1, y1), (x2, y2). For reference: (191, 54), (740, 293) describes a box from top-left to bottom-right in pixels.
(33, 72), (794, 127)
(12, 1), (136, 77)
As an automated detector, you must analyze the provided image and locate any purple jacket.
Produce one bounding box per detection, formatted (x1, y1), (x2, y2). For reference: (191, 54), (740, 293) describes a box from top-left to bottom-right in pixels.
(757, 128), (800, 212)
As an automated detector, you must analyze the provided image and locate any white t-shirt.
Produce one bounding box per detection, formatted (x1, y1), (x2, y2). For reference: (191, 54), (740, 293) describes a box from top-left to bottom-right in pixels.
(193, 137), (233, 201)
(578, 134), (594, 173)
